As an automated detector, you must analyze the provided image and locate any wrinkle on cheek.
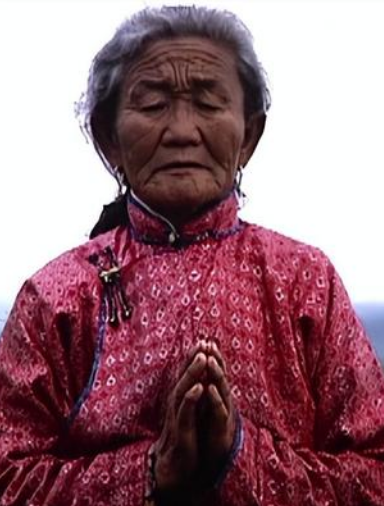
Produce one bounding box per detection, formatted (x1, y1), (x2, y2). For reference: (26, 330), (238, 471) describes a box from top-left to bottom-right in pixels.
(202, 118), (243, 172)
(117, 117), (163, 173)
(117, 113), (155, 145)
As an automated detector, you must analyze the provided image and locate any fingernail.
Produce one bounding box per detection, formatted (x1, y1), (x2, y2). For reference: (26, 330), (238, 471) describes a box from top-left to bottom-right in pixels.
(195, 352), (205, 363)
(209, 356), (217, 368)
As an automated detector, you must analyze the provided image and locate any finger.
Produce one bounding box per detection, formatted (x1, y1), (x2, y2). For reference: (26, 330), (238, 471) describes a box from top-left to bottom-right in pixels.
(207, 356), (231, 412)
(207, 341), (227, 374)
(177, 383), (204, 431)
(178, 340), (209, 377)
(207, 383), (229, 423)
(173, 352), (207, 409)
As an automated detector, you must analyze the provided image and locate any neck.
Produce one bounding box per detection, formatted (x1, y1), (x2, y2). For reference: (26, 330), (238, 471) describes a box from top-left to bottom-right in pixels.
(129, 190), (235, 230)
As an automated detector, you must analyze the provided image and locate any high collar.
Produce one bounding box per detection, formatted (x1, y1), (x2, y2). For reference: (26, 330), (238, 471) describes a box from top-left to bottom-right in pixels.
(127, 191), (242, 247)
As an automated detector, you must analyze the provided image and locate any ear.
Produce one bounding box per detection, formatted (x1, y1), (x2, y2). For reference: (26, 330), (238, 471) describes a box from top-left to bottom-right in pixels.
(239, 112), (266, 167)
(91, 114), (123, 168)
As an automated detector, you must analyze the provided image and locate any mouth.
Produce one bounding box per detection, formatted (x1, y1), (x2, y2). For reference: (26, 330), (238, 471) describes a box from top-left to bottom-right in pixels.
(155, 161), (207, 172)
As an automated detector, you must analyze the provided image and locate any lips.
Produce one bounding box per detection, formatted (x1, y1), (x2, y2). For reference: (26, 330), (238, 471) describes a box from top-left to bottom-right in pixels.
(155, 161), (207, 172)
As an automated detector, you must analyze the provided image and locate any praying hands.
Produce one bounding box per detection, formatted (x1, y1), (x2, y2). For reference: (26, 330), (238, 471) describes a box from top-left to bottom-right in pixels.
(154, 341), (237, 502)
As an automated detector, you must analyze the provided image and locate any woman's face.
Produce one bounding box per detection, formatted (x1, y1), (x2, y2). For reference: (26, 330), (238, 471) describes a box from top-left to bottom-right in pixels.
(107, 36), (263, 224)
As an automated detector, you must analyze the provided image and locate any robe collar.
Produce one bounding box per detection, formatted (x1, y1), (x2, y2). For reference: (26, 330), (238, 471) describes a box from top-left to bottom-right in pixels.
(127, 190), (242, 247)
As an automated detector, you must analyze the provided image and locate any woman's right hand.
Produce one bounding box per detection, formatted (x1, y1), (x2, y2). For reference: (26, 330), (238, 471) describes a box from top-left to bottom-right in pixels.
(154, 347), (207, 495)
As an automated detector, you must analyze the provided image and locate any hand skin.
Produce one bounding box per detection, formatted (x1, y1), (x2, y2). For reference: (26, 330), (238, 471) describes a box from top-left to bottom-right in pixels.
(199, 342), (237, 480)
(154, 341), (236, 501)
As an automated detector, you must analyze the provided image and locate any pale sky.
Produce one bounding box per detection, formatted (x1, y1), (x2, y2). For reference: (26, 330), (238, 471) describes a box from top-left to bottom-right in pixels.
(0, 0), (383, 306)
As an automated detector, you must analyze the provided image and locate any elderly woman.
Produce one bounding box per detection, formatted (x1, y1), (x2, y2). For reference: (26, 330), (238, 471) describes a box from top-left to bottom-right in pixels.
(0, 5), (383, 506)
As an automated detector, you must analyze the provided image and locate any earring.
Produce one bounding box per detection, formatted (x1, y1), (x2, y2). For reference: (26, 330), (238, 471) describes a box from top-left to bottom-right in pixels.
(235, 165), (247, 206)
(235, 165), (244, 193)
(114, 166), (126, 196)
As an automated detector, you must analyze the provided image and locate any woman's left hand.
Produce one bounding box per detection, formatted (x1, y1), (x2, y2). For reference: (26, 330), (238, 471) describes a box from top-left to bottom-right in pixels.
(196, 341), (237, 480)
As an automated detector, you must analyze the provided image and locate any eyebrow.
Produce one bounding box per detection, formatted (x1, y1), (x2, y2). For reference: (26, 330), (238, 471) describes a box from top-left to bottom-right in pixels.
(132, 79), (171, 92)
(132, 77), (222, 93)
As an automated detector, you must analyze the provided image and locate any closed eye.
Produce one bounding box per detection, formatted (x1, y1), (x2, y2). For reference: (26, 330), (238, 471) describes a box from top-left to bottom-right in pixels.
(139, 102), (168, 113)
(195, 99), (222, 112)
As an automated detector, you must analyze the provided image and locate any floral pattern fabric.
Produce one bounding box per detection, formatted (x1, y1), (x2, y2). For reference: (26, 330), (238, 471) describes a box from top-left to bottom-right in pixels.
(0, 193), (383, 505)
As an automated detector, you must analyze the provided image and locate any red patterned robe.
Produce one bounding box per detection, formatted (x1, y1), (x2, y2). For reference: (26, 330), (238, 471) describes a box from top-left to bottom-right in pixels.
(0, 193), (383, 505)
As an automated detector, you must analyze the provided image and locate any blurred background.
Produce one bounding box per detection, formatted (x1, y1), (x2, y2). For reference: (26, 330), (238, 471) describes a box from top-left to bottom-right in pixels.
(0, 0), (382, 360)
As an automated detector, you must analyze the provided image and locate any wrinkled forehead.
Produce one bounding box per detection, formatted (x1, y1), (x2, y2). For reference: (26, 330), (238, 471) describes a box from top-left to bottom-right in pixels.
(124, 36), (240, 87)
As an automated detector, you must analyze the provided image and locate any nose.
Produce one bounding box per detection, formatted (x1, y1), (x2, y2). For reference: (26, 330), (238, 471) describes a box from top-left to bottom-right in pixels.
(162, 98), (201, 146)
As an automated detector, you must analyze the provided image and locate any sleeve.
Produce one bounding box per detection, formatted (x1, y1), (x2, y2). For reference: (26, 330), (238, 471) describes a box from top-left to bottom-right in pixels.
(0, 279), (154, 506)
(214, 264), (384, 506)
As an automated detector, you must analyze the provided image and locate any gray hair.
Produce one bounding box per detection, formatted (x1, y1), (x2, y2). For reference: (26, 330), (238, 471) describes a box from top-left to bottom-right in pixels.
(77, 5), (271, 172)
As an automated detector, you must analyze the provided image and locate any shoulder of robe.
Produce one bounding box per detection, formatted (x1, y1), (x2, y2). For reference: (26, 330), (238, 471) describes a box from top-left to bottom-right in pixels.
(244, 223), (332, 274)
(19, 228), (122, 312)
